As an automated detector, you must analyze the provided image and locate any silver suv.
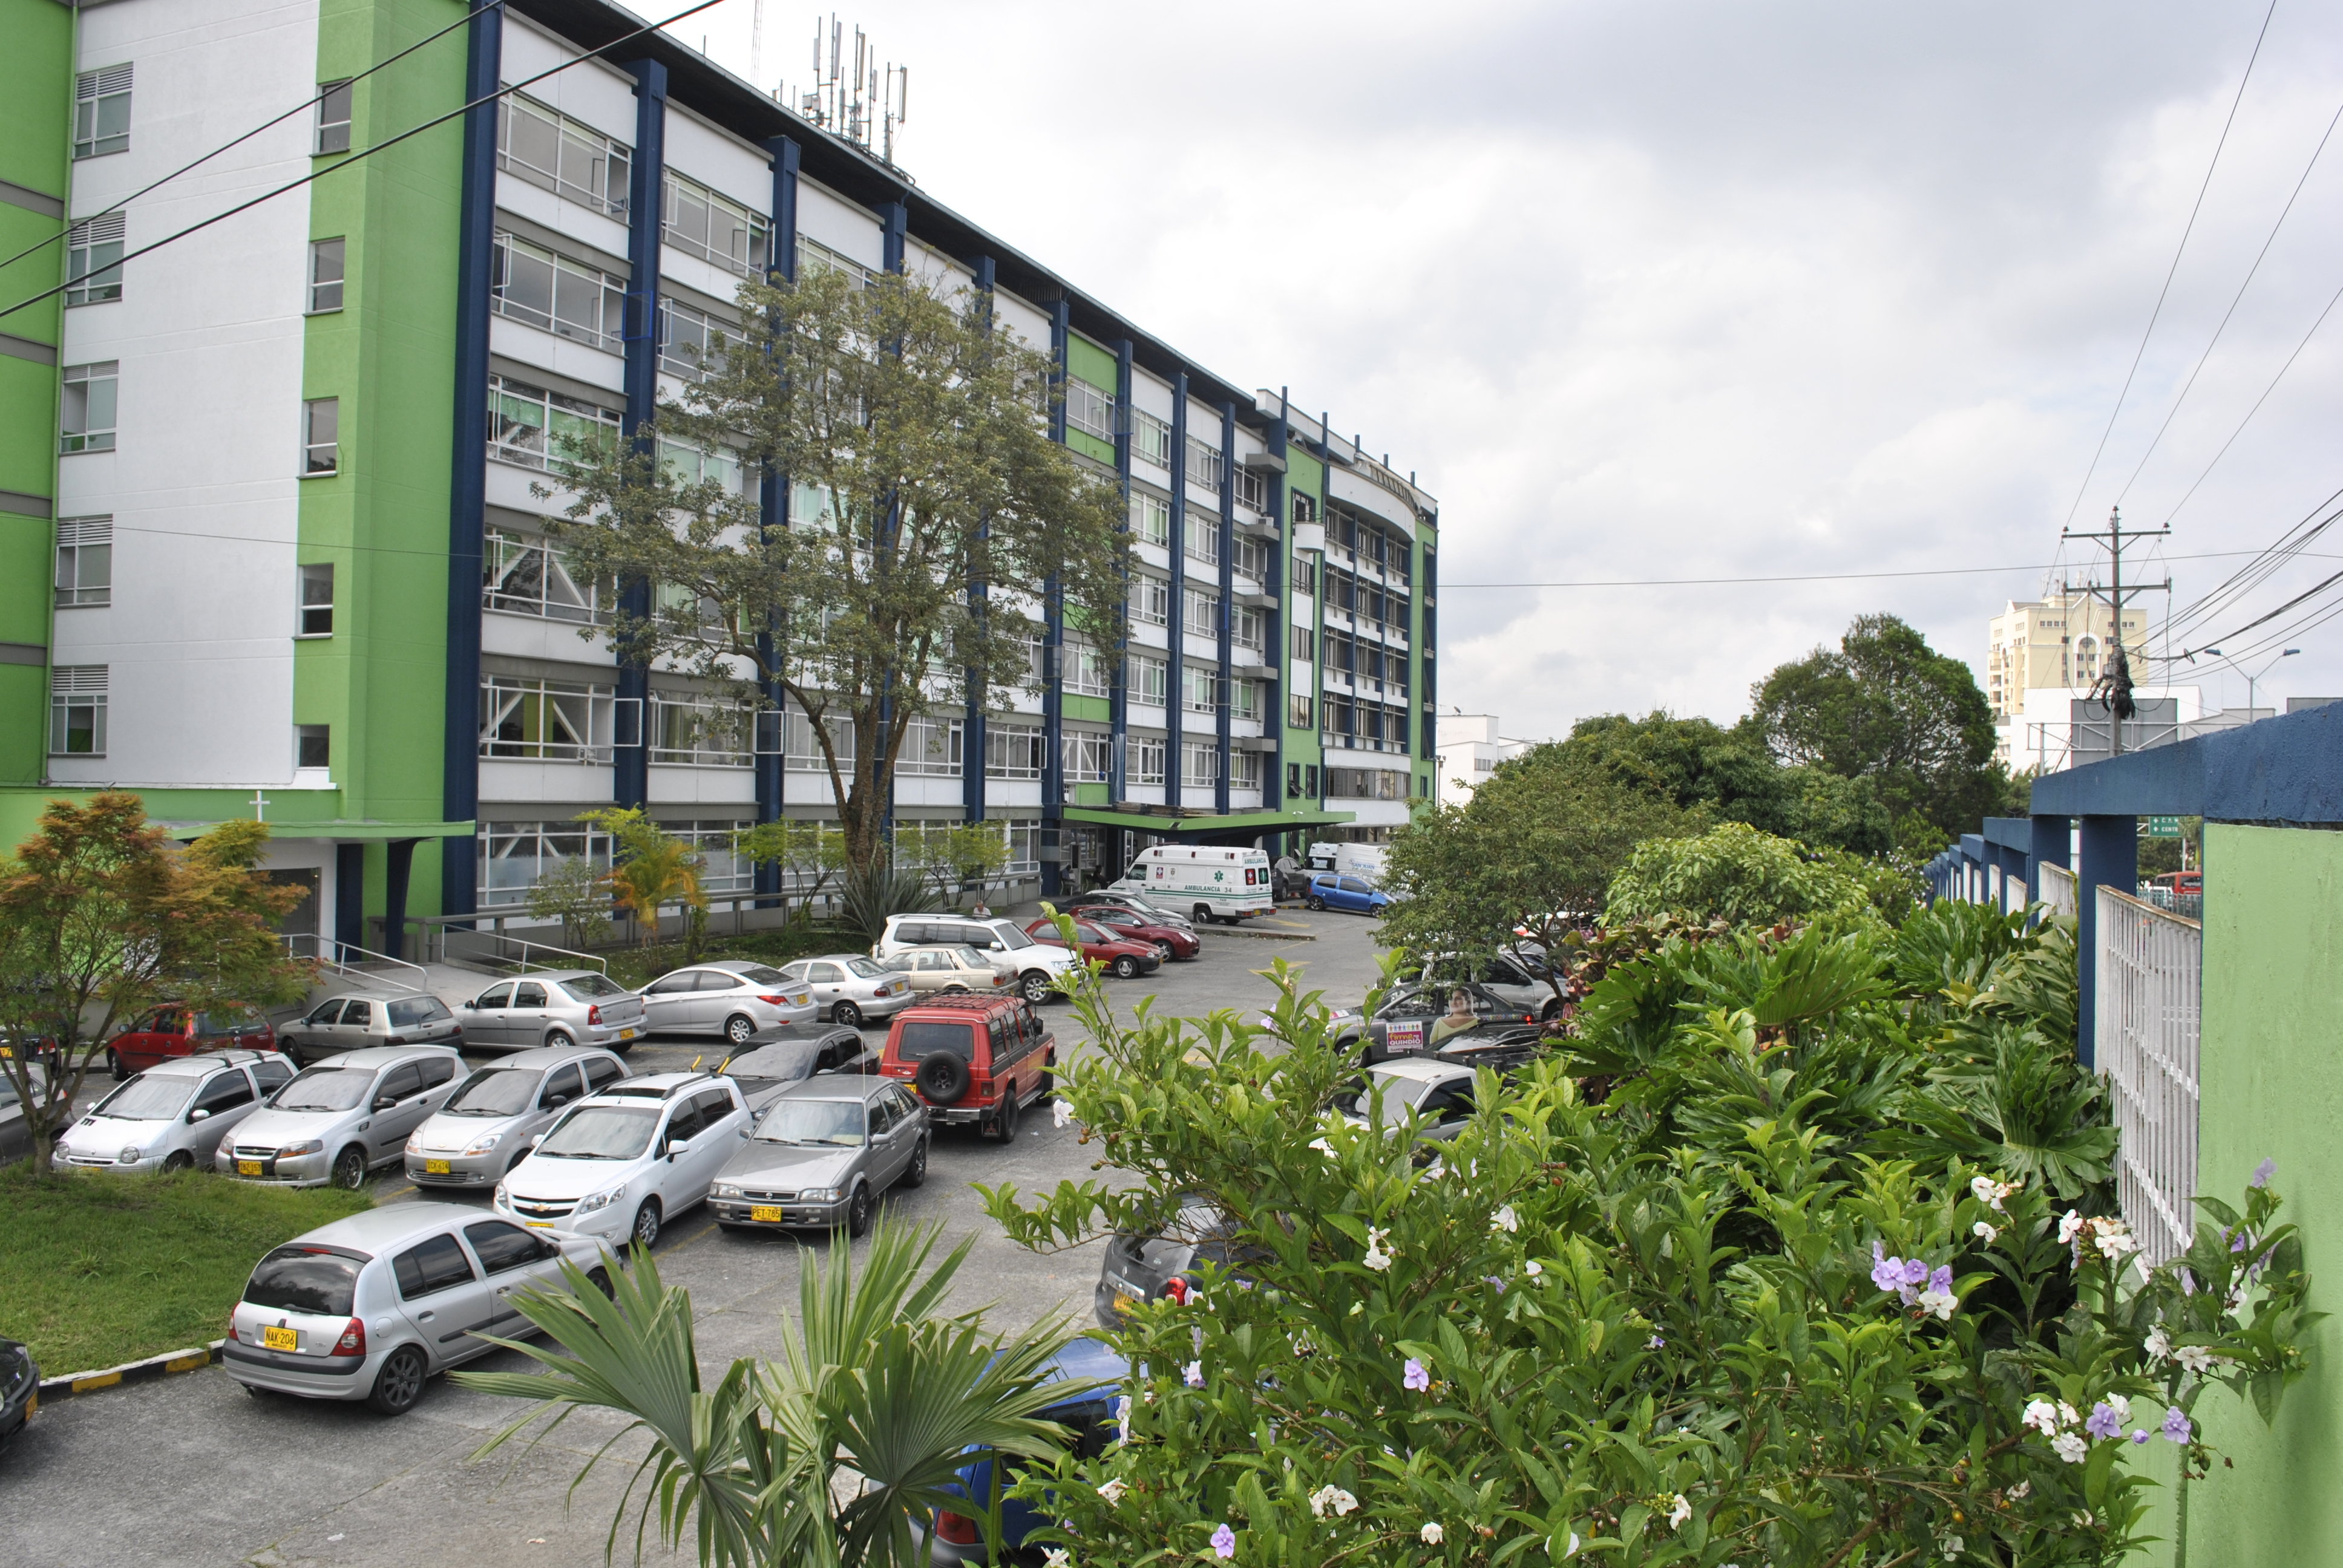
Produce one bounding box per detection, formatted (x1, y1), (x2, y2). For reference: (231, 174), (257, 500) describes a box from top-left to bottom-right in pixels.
(218, 1046), (464, 1189)
(456, 969), (644, 1053)
(404, 1046), (631, 1191)
(871, 915), (1080, 1005)
(56, 1050), (293, 1173)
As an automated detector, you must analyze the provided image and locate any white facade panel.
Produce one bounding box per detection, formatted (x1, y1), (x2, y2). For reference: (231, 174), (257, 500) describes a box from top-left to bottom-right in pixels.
(796, 180), (883, 270)
(482, 610), (615, 667)
(661, 105), (769, 214)
(489, 315), (626, 393)
(494, 174), (632, 270)
(501, 17), (638, 143)
(480, 760), (612, 806)
(1130, 370), (1174, 419)
(658, 246), (747, 312)
(1329, 468), (1418, 533)
(991, 289), (1050, 352)
(486, 458), (578, 516)
(903, 240), (973, 295)
(647, 765), (756, 806)
(896, 777), (966, 809)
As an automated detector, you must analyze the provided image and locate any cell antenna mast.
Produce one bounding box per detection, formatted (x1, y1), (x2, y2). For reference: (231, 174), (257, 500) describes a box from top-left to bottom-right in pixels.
(2062, 505), (2172, 754)
(788, 15), (910, 172)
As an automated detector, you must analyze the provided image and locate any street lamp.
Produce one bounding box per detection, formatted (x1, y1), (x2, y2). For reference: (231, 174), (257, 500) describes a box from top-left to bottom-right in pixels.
(2202, 647), (2300, 720)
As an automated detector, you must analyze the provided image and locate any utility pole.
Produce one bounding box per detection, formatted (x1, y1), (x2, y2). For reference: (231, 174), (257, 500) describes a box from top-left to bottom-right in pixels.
(2062, 506), (2171, 755)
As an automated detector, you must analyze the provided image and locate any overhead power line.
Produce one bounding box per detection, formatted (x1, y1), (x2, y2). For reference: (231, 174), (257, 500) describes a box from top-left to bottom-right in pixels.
(2152, 272), (2343, 527)
(1438, 547), (2336, 590)
(0, 0), (730, 323)
(2056, 0), (2279, 533)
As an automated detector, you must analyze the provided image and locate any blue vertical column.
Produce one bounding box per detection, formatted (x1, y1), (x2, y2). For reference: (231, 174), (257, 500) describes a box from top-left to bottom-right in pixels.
(1164, 375), (1188, 810)
(2029, 812), (2068, 916)
(1109, 339), (1133, 808)
(1040, 299), (1070, 896)
(752, 134), (801, 904)
(1264, 399), (1288, 814)
(963, 257), (997, 827)
(874, 198), (906, 844)
(614, 57), (668, 812)
(1214, 402), (1235, 814)
(2074, 813), (2137, 1069)
(1420, 520), (1437, 780)
(440, 0), (502, 918)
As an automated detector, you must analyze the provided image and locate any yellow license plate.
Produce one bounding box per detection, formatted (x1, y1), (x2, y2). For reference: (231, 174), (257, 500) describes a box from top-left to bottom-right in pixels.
(1113, 1293), (1136, 1315)
(523, 1220), (554, 1229)
(237, 1159), (263, 1177)
(262, 1325), (297, 1352)
(620, 1028), (636, 1040)
(750, 1205), (784, 1223)
(425, 1159), (450, 1175)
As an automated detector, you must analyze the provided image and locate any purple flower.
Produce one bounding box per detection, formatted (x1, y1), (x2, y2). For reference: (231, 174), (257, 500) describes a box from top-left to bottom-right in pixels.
(1403, 1357), (1430, 1392)
(2180, 1266), (2198, 1297)
(2229, 1229), (2250, 1255)
(2252, 1158), (2278, 1189)
(2163, 1408), (2193, 1444)
(2131, 1429), (2151, 1445)
(1210, 1523), (1236, 1558)
(1870, 1244), (1904, 1294)
(1483, 1275), (1508, 1294)
(1928, 1264), (1953, 1296)
(2085, 1402), (2122, 1440)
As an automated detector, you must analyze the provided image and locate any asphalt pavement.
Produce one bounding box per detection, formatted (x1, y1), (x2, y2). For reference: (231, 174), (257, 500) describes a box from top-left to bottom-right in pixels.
(0, 905), (1388, 1568)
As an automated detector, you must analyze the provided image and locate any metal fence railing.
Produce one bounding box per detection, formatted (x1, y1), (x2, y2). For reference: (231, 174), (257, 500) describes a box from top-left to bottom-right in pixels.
(2039, 863), (2078, 918)
(2097, 885), (2202, 1267)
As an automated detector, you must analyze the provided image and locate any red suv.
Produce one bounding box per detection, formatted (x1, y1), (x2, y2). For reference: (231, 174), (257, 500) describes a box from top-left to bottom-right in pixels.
(879, 994), (1054, 1143)
(108, 1006), (279, 1079)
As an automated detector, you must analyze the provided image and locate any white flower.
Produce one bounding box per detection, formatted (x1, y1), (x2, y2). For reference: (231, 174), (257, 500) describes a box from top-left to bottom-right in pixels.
(1971, 1175), (2015, 1210)
(1665, 1494), (1691, 1530)
(2051, 1432), (2089, 1465)
(2144, 1326), (2173, 1364)
(2175, 1344), (2216, 1376)
(1184, 1360), (1205, 1388)
(1490, 1204), (1519, 1233)
(2071, 1509), (2096, 1529)
(2103, 1393), (2131, 1425)
(1423, 1158), (1447, 1179)
(2057, 1401), (2079, 1429)
(2095, 1221), (2138, 1259)
(2007, 1481), (2031, 1501)
(1555, 1532), (1580, 1559)
(1113, 1398), (1132, 1443)
(1973, 1221), (1999, 1243)
(1938, 1534), (1965, 1561)
(2021, 1399), (2062, 1435)
(1307, 1485), (1359, 1519)
(2057, 1210), (2086, 1245)
(1098, 1479), (1128, 1506)
(1362, 1227), (1394, 1272)
(1053, 1099), (1075, 1129)
(1044, 1550), (1072, 1568)
(1918, 1286), (1959, 1322)
(1524, 1258), (1544, 1279)
(1420, 1522), (1444, 1546)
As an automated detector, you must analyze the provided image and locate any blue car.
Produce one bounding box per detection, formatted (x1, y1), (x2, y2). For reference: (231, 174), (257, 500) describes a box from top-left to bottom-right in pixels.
(1306, 872), (1391, 915)
(932, 1337), (1127, 1562)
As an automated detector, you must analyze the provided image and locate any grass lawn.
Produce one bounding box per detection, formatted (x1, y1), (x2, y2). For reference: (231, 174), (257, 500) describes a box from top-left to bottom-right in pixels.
(0, 1165), (372, 1376)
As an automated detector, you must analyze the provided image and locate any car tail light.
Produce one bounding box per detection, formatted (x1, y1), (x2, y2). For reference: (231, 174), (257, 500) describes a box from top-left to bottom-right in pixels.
(587, 1004), (603, 1026)
(1162, 1277), (1191, 1305)
(757, 995), (790, 1006)
(936, 1512), (979, 1545)
(331, 1317), (366, 1357)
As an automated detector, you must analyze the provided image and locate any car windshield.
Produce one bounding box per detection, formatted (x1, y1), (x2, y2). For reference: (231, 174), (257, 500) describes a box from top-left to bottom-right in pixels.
(244, 1246), (366, 1316)
(754, 1098), (866, 1146)
(896, 1021), (975, 1060)
(272, 1068), (373, 1112)
(444, 1068), (538, 1117)
(844, 957), (887, 979)
(93, 1074), (198, 1120)
(536, 1103), (657, 1160)
(730, 965), (788, 985)
(993, 924), (1033, 950)
(559, 973), (628, 1001)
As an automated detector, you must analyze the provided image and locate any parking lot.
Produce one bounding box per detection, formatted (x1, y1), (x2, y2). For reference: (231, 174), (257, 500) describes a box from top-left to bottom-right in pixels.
(0, 907), (1385, 1568)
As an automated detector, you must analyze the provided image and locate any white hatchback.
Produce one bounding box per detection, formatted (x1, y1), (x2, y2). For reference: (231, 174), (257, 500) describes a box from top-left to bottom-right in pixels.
(493, 1073), (751, 1250)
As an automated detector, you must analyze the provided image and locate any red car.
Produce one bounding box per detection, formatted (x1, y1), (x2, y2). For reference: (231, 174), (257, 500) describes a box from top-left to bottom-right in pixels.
(1069, 903), (1201, 961)
(1020, 918), (1165, 980)
(108, 1005), (278, 1079)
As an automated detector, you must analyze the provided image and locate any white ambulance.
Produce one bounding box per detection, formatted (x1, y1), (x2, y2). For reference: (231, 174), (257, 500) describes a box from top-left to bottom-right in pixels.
(1111, 845), (1277, 924)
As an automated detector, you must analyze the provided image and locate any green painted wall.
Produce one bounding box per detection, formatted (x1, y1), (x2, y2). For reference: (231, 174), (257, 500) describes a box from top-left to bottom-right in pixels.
(2123, 823), (2343, 1566)
(303, 0), (470, 917)
(1282, 446), (1325, 778)
(1066, 333), (1117, 393)
(1411, 518), (1435, 804)
(1063, 694), (1111, 725)
(0, 0), (72, 786)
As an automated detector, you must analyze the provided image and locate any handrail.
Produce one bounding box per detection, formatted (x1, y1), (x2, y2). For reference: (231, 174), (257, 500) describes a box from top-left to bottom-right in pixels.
(282, 932), (432, 994)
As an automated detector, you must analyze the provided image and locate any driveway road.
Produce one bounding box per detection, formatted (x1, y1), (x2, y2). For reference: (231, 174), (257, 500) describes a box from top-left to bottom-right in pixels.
(0, 907), (1386, 1568)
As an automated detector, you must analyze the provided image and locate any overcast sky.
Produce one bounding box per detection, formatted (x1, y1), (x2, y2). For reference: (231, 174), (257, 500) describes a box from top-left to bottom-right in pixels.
(670, 1), (2343, 739)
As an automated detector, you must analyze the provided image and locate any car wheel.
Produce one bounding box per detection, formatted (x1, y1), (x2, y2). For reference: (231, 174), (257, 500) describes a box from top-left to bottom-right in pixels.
(1020, 971), (1053, 1005)
(831, 1000), (863, 1028)
(585, 1267), (615, 1299)
(1541, 999), (1564, 1024)
(1308, 897), (1326, 912)
(162, 1150), (194, 1174)
(366, 1345), (428, 1416)
(545, 1030), (576, 1051)
(107, 1048), (126, 1081)
(1036, 1058), (1055, 1102)
(330, 1145), (367, 1191)
(1152, 943), (1172, 962)
(1110, 955), (1139, 979)
(724, 1013), (756, 1045)
(994, 1088), (1021, 1145)
(631, 1198), (663, 1250)
(901, 1135), (928, 1188)
(1192, 904), (1211, 923)
(943, 984), (969, 995)
(845, 1182), (874, 1238)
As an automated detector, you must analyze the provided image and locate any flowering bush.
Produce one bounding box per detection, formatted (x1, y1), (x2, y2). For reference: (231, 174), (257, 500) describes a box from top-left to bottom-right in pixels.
(982, 908), (2316, 1567)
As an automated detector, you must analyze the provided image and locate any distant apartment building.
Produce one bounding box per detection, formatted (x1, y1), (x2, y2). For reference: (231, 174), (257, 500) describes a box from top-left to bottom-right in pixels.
(0, 0), (1438, 949)
(1434, 713), (1530, 806)
(1984, 593), (2149, 722)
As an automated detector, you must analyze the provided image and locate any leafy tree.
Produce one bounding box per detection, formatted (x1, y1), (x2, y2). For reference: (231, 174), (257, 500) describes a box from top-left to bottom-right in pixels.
(738, 817), (850, 928)
(899, 821), (1011, 909)
(546, 263), (1129, 876)
(1548, 713), (1895, 854)
(0, 794), (310, 1176)
(578, 808), (703, 947)
(980, 915), (2315, 1568)
(1748, 612), (2007, 840)
(524, 855), (612, 951)
(459, 1221), (1084, 1568)
(1604, 820), (1916, 929)
(1380, 750), (1703, 986)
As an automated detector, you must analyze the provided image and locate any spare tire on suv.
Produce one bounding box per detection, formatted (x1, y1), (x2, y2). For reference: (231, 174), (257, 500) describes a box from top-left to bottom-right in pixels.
(916, 1050), (971, 1104)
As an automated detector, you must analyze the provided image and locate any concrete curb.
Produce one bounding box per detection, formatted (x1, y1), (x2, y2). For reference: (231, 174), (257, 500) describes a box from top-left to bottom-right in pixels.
(1205, 923), (1317, 942)
(38, 1339), (223, 1401)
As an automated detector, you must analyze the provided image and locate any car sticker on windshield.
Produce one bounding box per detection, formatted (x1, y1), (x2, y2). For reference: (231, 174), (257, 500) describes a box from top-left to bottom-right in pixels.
(1385, 1021), (1426, 1051)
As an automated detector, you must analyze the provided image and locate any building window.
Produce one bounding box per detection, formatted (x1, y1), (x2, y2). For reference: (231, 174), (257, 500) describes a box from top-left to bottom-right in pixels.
(65, 213), (125, 305)
(1233, 607), (1266, 656)
(54, 517), (111, 607)
(1293, 491), (1318, 526)
(485, 528), (609, 623)
(1182, 664), (1219, 716)
(985, 722), (1044, 780)
(1066, 643), (1112, 698)
(307, 237), (346, 312)
(497, 94), (631, 216)
(1183, 586), (1220, 635)
(298, 563), (335, 636)
(1231, 533), (1268, 584)
(1230, 750), (1262, 791)
(1290, 623), (1313, 664)
(1182, 741), (1220, 789)
(1184, 436), (1222, 494)
(302, 398), (339, 474)
(1289, 693), (1312, 730)
(782, 707), (856, 773)
(1129, 491), (1170, 547)
(667, 820), (755, 893)
(898, 713), (963, 777)
(1062, 728), (1110, 783)
(297, 724), (330, 771)
(796, 236), (874, 287)
(1291, 554), (1316, 597)
(657, 439), (749, 498)
(74, 65), (133, 159)
(658, 296), (739, 380)
(488, 374), (623, 470)
(1184, 508), (1221, 567)
(1231, 681), (1262, 722)
(650, 694), (750, 768)
(50, 666), (107, 756)
(491, 230), (627, 351)
(1131, 409), (1172, 468)
(1130, 736), (1166, 785)
(480, 675), (618, 763)
(315, 79), (353, 155)
(1126, 652), (1168, 705)
(662, 170), (769, 275)
(1065, 379), (1115, 442)
(479, 818), (616, 908)
(61, 362), (119, 454)
(1129, 573), (1169, 627)
(1234, 466), (1268, 514)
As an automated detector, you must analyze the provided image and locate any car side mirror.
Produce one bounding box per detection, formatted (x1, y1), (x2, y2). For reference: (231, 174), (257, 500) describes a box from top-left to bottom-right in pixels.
(373, 1094), (397, 1111)
(189, 1107), (211, 1122)
(667, 1138), (688, 1160)
(529, 1133), (545, 1148)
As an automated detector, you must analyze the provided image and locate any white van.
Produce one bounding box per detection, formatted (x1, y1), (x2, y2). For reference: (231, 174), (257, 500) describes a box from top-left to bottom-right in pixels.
(1306, 842), (1388, 881)
(1112, 845), (1277, 924)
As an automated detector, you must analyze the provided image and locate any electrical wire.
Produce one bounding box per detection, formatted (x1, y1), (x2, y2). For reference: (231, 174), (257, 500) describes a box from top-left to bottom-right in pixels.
(2115, 90), (2343, 506)
(2160, 485), (2343, 642)
(0, 0), (730, 323)
(1437, 548), (2338, 590)
(0, 1), (505, 278)
(2056, 0), (2279, 534)
(2149, 271), (2343, 528)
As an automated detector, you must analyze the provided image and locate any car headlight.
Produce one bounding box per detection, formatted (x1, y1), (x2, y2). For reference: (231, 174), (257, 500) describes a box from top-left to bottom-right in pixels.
(801, 1187), (841, 1204)
(279, 1138), (326, 1158)
(574, 1187), (623, 1215)
(712, 1182), (742, 1199)
(118, 1145), (141, 1164)
(404, 1131), (424, 1155)
(493, 1182), (508, 1207)
(462, 1133), (502, 1157)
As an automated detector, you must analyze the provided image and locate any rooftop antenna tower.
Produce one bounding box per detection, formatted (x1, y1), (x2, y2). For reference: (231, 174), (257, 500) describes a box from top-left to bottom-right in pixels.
(750, 0), (764, 94)
(790, 15), (909, 172)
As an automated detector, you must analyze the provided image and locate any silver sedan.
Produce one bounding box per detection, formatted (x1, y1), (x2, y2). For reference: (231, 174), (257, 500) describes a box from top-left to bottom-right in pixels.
(775, 954), (916, 1028)
(637, 961), (816, 1044)
(403, 1046), (632, 1191)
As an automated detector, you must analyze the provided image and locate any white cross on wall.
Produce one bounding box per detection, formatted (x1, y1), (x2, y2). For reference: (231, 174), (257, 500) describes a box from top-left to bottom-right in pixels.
(249, 790), (269, 823)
